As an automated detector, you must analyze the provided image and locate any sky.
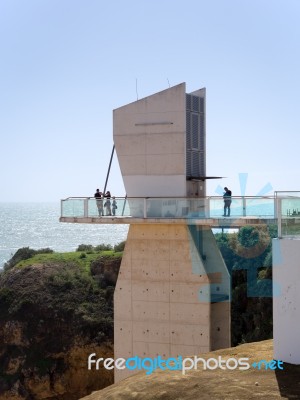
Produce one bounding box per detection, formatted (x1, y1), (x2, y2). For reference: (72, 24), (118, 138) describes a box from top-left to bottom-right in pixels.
(0, 0), (299, 202)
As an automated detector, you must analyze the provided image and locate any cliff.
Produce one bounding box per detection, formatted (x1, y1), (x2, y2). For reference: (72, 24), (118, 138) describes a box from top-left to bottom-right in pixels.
(0, 249), (121, 400)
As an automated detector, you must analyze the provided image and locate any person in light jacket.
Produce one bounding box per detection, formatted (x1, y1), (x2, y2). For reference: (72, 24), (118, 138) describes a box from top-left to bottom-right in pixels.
(112, 196), (117, 216)
(104, 191), (112, 216)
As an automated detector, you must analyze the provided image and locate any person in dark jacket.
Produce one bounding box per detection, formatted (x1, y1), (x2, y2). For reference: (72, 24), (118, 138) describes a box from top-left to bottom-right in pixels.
(94, 189), (104, 216)
(223, 187), (232, 217)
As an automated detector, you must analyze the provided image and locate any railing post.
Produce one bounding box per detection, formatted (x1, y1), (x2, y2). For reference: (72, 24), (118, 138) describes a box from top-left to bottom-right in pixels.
(84, 198), (88, 218)
(122, 195), (127, 216)
(277, 197), (282, 238)
(243, 196), (246, 216)
(144, 198), (147, 218)
(207, 197), (210, 218)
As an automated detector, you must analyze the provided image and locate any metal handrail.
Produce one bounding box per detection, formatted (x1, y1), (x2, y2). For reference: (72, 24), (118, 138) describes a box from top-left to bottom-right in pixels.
(61, 195), (275, 200)
(60, 194), (300, 238)
(60, 195), (277, 219)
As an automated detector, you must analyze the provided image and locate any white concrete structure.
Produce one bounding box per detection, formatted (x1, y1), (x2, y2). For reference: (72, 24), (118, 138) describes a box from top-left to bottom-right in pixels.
(113, 82), (206, 198)
(273, 238), (300, 364)
(112, 84), (231, 382)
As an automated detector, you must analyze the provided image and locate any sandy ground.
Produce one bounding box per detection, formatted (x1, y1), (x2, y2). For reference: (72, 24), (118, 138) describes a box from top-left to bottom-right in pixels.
(80, 340), (300, 400)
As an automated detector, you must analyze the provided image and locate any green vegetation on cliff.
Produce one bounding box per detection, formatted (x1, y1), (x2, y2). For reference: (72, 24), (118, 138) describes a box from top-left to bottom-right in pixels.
(0, 244), (123, 400)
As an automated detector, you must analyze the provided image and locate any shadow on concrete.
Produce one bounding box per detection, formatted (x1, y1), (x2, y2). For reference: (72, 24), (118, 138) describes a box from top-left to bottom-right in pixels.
(275, 363), (300, 399)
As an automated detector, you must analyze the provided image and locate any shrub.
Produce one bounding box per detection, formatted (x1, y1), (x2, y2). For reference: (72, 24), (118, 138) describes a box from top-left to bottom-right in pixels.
(113, 241), (126, 252)
(4, 247), (54, 271)
(94, 244), (113, 251)
(76, 244), (114, 252)
(76, 244), (94, 252)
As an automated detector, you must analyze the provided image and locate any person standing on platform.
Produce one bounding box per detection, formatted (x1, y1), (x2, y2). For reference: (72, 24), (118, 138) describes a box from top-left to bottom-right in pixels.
(112, 196), (117, 216)
(223, 187), (232, 217)
(104, 191), (112, 216)
(94, 189), (104, 216)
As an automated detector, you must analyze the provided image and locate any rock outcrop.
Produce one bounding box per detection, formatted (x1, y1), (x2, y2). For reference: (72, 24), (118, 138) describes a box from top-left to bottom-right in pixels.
(0, 255), (121, 400)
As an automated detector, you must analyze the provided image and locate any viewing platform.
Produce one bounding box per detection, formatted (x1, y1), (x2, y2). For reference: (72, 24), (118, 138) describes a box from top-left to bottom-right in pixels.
(59, 193), (300, 233)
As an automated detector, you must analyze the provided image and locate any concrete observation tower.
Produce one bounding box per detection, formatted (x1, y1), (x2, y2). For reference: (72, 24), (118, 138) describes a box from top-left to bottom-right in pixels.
(112, 83), (230, 381)
(60, 83), (300, 380)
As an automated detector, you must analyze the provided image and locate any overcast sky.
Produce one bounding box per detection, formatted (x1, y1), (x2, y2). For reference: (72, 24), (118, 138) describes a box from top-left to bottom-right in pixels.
(1, 0), (299, 202)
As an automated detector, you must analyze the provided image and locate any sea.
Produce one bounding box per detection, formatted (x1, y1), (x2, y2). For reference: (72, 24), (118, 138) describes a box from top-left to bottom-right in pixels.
(0, 202), (129, 269)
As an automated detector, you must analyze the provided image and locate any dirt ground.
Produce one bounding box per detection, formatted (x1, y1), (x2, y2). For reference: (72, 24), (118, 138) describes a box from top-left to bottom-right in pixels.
(80, 340), (300, 400)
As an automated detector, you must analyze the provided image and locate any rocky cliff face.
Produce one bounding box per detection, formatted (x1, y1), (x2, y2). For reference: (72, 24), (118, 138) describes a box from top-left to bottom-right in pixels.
(0, 254), (121, 400)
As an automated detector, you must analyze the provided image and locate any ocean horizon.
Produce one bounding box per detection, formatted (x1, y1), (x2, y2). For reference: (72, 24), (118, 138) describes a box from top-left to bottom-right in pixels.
(0, 202), (129, 269)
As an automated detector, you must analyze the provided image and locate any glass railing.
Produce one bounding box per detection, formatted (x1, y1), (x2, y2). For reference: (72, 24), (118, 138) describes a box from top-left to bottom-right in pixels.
(61, 196), (275, 219)
(275, 192), (300, 237)
(61, 197), (132, 218)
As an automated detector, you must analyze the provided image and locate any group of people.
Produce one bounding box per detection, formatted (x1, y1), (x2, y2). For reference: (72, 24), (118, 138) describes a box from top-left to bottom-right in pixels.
(94, 189), (117, 216)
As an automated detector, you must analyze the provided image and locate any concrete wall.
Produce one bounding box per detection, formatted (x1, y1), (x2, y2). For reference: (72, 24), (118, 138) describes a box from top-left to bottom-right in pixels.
(188, 225), (231, 350)
(273, 238), (300, 364)
(200, 227), (231, 350)
(113, 83), (187, 197)
(114, 223), (231, 382)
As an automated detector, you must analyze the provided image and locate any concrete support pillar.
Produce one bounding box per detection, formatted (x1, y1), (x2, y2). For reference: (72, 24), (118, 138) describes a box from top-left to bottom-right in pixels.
(114, 223), (231, 382)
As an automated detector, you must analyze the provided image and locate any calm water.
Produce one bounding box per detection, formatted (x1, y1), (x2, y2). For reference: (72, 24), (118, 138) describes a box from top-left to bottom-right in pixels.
(0, 202), (129, 269)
